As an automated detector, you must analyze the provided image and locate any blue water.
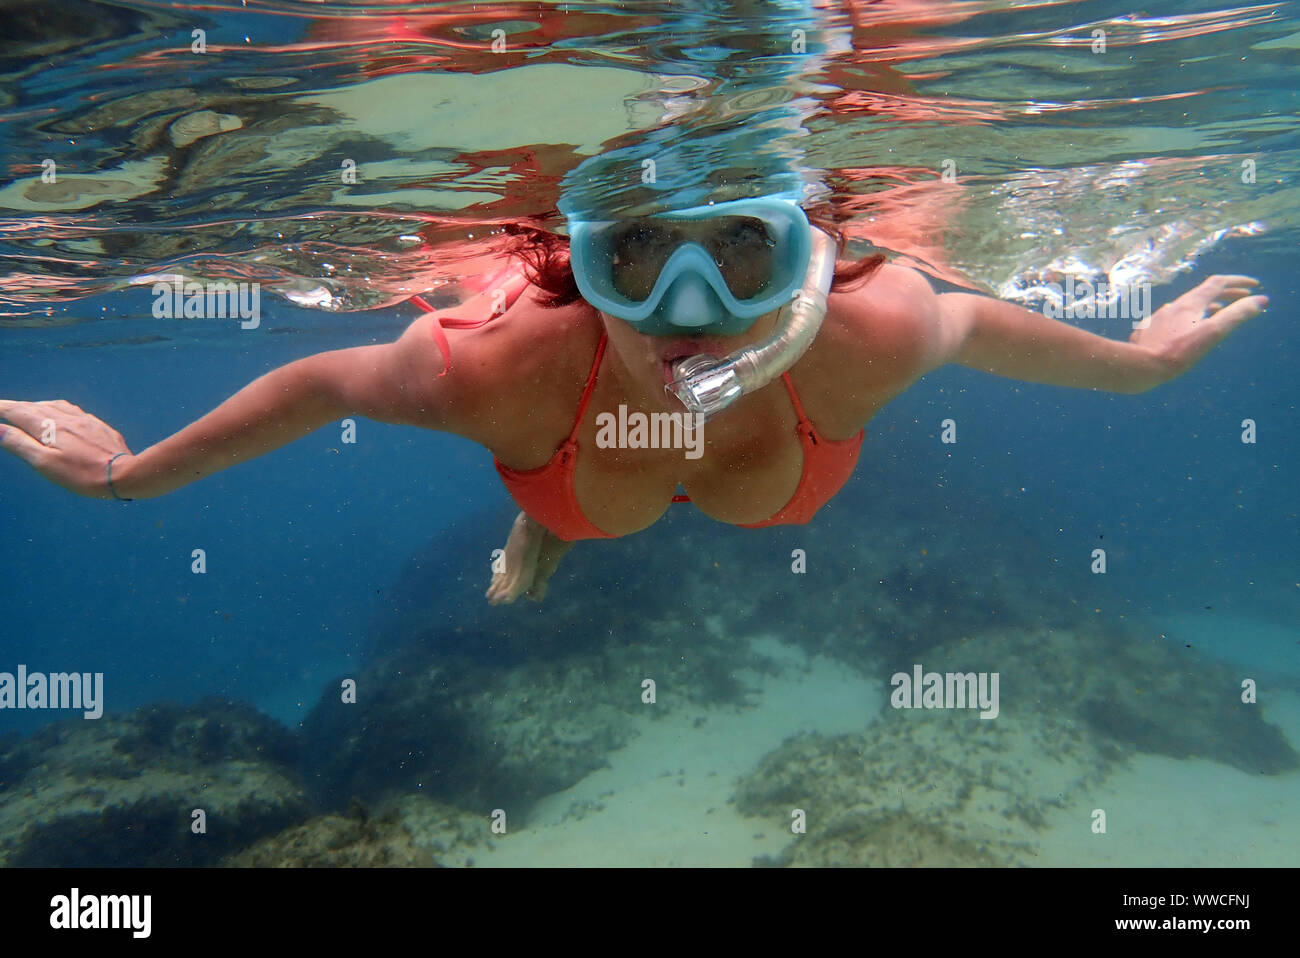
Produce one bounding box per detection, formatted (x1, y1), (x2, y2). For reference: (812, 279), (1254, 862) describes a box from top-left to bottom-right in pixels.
(0, 290), (490, 730)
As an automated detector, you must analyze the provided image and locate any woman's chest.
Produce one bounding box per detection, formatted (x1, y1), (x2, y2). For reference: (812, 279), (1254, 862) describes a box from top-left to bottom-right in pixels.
(569, 379), (853, 534)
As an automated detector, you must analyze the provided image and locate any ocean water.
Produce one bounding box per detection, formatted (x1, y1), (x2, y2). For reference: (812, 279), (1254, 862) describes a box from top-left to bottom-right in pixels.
(0, 0), (1296, 868)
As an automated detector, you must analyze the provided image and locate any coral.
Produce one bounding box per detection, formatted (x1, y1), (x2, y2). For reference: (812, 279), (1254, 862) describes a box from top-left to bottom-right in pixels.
(758, 810), (1013, 868)
(944, 625), (1299, 774)
(731, 701), (1091, 867)
(731, 621), (1298, 866)
(0, 700), (309, 867)
(223, 812), (434, 867)
(222, 794), (494, 868)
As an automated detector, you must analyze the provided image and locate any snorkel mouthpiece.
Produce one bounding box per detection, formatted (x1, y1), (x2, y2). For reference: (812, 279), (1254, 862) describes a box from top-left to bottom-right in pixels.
(666, 226), (836, 421)
(665, 353), (743, 413)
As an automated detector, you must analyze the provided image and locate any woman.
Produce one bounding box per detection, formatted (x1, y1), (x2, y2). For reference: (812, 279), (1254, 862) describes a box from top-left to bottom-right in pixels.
(0, 197), (1266, 605)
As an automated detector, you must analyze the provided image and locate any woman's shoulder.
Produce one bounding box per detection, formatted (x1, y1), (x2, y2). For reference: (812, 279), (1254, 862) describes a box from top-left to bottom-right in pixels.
(392, 279), (603, 440)
(823, 262), (942, 378)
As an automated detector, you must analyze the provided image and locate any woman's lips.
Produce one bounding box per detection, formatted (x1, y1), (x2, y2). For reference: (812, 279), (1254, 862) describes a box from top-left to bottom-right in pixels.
(655, 338), (725, 385)
(657, 338), (725, 363)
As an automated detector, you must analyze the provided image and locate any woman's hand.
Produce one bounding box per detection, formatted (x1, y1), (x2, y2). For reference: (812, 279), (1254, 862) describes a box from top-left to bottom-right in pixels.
(1130, 274), (1267, 384)
(0, 399), (134, 499)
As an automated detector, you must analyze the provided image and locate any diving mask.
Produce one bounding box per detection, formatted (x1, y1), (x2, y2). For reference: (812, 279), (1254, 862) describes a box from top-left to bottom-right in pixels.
(567, 197), (813, 336)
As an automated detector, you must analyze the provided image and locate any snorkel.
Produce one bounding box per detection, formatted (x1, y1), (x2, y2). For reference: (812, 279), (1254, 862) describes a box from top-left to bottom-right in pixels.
(664, 223), (834, 420)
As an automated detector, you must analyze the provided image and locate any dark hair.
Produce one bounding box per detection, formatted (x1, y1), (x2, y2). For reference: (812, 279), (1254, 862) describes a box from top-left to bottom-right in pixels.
(500, 212), (886, 309)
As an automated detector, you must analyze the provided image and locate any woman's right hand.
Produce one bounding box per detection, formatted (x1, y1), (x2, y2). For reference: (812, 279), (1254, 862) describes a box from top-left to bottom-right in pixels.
(1128, 274), (1266, 384)
(0, 399), (135, 499)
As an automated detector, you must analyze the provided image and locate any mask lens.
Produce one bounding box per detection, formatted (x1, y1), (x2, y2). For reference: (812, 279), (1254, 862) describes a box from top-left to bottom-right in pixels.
(705, 217), (775, 300)
(610, 221), (681, 301)
(607, 215), (777, 304)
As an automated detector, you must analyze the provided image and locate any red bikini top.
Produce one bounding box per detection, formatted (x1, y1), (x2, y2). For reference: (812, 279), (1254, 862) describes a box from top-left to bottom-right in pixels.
(491, 332), (864, 541)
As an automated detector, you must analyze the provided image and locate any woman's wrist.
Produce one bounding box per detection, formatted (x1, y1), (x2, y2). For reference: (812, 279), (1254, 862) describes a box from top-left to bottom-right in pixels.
(1122, 342), (1177, 394)
(105, 451), (141, 500)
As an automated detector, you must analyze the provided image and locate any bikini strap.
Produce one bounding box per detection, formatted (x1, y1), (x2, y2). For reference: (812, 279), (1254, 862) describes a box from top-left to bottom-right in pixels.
(567, 331), (608, 443)
(414, 268), (530, 380)
(779, 371), (812, 426)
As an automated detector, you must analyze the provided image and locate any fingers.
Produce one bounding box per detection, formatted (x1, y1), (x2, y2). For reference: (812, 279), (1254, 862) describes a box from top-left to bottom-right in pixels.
(0, 399), (125, 450)
(1199, 275), (1259, 292)
(0, 404), (66, 457)
(1184, 295), (1268, 364)
(0, 401), (53, 448)
(1211, 288), (1256, 309)
(0, 400), (42, 432)
(1209, 294), (1268, 332)
(0, 419), (48, 466)
(0, 399), (77, 432)
(1189, 275), (1260, 310)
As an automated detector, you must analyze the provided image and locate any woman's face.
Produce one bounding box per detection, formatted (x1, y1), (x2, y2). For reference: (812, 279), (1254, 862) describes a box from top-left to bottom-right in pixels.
(588, 213), (788, 404)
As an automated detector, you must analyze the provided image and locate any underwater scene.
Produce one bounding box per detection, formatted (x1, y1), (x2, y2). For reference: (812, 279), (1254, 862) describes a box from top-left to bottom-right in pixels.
(0, 0), (1297, 870)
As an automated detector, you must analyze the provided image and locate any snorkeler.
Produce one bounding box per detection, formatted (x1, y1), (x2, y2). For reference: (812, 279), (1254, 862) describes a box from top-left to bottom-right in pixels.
(0, 193), (1266, 605)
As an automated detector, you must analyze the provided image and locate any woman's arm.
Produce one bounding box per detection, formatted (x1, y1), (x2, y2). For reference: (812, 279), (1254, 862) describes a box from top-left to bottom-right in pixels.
(0, 314), (457, 499)
(113, 340), (423, 499)
(936, 274), (1266, 393)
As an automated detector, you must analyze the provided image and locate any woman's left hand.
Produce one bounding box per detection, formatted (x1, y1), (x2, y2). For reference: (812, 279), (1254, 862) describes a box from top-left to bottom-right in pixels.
(0, 399), (134, 498)
(1130, 274), (1267, 382)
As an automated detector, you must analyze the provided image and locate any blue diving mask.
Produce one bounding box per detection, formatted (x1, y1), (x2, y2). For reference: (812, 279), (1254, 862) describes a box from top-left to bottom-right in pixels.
(567, 196), (813, 336)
